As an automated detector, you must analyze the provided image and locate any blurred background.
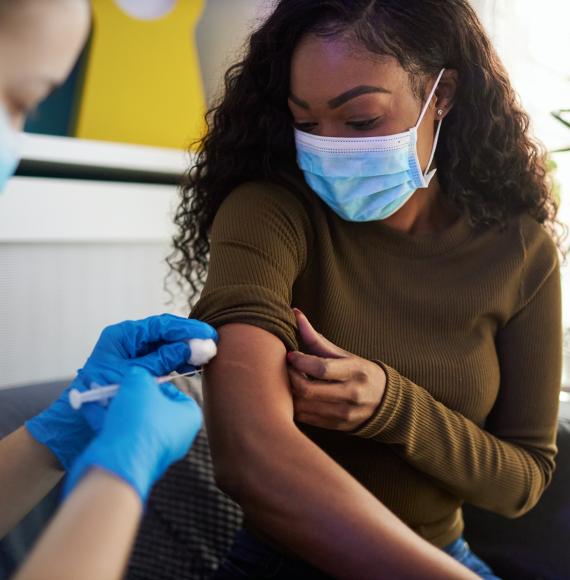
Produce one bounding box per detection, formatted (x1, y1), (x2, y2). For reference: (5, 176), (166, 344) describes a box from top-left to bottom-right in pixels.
(0, 0), (569, 395)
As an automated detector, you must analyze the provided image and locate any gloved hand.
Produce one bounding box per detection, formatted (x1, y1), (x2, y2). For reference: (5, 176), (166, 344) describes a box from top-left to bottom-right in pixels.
(64, 366), (202, 502)
(26, 314), (217, 470)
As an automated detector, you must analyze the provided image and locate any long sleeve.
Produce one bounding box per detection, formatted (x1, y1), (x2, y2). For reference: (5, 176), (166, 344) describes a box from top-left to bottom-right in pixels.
(191, 181), (312, 351)
(189, 175), (562, 544)
(353, 262), (561, 517)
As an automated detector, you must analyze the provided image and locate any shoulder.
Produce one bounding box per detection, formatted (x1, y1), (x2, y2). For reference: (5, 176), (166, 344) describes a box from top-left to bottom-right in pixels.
(517, 214), (559, 263)
(212, 179), (313, 265)
(515, 214), (560, 307)
(214, 180), (311, 235)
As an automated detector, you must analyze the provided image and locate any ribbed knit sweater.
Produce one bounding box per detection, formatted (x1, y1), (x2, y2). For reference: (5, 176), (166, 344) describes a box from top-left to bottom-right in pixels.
(191, 172), (562, 548)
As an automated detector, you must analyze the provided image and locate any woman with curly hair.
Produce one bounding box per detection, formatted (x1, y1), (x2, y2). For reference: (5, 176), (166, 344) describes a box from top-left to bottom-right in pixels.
(169, 0), (563, 577)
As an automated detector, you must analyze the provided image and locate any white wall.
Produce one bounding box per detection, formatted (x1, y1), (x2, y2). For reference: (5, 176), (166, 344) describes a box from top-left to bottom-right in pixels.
(0, 173), (188, 389)
(196, 0), (273, 103)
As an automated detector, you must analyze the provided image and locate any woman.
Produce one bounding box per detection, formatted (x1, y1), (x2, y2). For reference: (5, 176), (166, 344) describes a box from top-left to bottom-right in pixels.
(169, 0), (562, 578)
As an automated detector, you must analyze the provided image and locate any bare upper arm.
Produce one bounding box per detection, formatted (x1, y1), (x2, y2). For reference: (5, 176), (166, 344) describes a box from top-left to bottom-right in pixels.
(202, 323), (297, 484)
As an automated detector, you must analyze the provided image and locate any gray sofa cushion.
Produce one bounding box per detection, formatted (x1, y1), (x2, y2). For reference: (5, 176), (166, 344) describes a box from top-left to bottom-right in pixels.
(0, 380), (71, 438)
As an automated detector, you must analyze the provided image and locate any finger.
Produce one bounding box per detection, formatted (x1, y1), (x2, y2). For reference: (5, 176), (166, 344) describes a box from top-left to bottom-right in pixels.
(159, 382), (203, 425)
(287, 351), (353, 382)
(76, 363), (123, 390)
(294, 401), (366, 432)
(110, 315), (218, 357)
(148, 314), (219, 343)
(133, 342), (191, 376)
(288, 368), (355, 404)
(79, 401), (107, 433)
(160, 381), (193, 403)
(119, 365), (156, 389)
(294, 397), (350, 421)
(293, 309), (345, 358)
(294, 411), (348, 431)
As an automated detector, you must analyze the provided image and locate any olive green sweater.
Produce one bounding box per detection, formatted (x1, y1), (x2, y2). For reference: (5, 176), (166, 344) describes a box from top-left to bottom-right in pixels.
(191, 173), (561, 548)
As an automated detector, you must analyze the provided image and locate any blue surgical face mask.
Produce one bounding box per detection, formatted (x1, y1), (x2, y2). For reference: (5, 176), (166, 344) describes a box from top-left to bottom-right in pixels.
(294, 69), (445, 222)
(0, 103), (21, 192)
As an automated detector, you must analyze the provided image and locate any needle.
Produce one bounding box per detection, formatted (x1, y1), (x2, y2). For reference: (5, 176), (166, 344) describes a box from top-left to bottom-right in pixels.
(69, 369), (203, 410)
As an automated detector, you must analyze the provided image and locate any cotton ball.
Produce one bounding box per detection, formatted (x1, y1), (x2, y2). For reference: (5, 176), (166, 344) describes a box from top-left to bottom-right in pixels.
(188, 338), (218, 367)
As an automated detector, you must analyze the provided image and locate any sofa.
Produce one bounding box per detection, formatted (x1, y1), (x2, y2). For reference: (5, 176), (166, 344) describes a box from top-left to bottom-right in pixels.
(1, 379), (569, 580)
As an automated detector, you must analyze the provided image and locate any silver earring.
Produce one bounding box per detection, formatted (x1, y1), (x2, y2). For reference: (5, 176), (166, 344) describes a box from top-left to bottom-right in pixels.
(437, 109), (444, 117)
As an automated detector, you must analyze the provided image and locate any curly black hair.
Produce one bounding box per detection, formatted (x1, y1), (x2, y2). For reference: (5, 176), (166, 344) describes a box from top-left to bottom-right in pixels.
(167, 0), (563, 306)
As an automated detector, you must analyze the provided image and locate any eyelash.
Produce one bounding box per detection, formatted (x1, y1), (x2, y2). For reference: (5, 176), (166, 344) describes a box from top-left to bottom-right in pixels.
(294, 116), (383, 133)
(294, 122), (318, 132)
(348, 116), (383, 130)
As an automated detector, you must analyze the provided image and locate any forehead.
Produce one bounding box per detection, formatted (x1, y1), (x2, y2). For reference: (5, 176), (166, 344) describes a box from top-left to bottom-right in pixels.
(290, 34), (408, 102)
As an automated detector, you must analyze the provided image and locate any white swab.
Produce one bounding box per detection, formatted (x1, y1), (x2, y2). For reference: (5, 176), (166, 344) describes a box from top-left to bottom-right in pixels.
(188, 338), (217, 366)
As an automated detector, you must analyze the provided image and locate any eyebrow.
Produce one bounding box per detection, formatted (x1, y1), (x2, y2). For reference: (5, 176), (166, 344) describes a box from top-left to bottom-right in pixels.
(289, 85), (391, 110)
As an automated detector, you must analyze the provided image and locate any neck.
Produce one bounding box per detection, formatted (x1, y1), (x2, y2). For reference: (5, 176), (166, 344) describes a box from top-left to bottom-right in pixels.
(382, 176), (458, 235)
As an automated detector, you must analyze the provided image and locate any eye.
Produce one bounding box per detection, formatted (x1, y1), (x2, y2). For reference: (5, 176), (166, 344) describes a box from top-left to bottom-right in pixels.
(346, 116), (383, 131)
(293, 121), (318, 133)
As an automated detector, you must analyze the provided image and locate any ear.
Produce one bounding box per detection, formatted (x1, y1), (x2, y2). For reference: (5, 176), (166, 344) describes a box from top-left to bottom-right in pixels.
(434, 69), (458, 119)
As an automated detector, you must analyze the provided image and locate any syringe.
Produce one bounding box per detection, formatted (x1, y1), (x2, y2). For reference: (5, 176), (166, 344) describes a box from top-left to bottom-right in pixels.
(69, 337), (217, 410)
(69, 369), (203, 410)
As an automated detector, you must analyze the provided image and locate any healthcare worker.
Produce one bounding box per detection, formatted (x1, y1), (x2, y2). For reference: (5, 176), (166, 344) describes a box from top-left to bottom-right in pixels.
(0, 1), (218, 578)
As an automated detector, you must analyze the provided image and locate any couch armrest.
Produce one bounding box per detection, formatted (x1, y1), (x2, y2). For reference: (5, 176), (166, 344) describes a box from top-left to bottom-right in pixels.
(0, 379), (71, 438)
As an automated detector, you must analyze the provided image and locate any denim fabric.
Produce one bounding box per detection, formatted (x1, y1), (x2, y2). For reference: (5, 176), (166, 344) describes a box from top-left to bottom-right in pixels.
(213, 529), (332, 579)
(214, 529), (501, 579)
(442, 537), (502, 579)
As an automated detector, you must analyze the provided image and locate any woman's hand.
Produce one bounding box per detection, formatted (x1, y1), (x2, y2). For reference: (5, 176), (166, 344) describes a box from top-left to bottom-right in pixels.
(288, 309), (386, 431)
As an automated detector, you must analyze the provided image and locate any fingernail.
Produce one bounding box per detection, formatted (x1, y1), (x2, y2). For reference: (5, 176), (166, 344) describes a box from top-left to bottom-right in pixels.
(287, 351), (297, 362)
(292, 308), (303, 316)
(171, 341), (190, 361)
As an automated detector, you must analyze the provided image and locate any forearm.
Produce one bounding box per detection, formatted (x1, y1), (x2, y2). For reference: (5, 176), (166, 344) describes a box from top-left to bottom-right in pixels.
(14, 468), (142, 580)
(354, 267), (561, 517)
(356, 363), (553, 517)
(0, 427), (63, 538)
(216, 421), (475, 580)
(204, 324), (475, 580)
(362, 365), (548, 515)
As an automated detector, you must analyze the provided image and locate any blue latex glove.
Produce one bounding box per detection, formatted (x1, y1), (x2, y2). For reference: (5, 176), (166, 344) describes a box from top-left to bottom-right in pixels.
(64, 366), (202, 502)
(26, 314), (217, 470)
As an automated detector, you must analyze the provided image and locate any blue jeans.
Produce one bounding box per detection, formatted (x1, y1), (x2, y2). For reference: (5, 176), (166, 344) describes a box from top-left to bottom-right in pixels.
(442, 537), (502, 579)
(214, 529), (502, 579)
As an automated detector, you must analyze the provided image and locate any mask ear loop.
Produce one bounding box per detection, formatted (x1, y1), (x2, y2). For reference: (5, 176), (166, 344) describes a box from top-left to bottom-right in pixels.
(414, 68), (446, 185)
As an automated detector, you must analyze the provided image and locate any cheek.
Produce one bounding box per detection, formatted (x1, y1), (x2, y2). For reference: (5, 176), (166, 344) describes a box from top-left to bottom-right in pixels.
(415, 120), (437, 169)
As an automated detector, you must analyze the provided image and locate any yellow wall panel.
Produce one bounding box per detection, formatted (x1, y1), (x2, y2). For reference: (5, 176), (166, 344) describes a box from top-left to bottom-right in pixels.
(75, 0), (206, 149)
